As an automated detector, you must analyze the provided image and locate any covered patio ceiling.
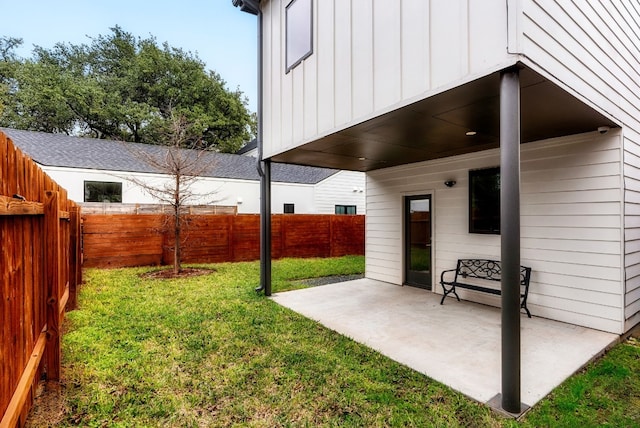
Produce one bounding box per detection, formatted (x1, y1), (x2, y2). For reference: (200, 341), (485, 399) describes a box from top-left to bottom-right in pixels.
(270, 65), (619, 172)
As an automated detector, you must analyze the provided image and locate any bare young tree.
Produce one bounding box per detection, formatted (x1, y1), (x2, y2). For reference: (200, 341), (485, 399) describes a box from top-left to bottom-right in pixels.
(125, 112), (218, 275)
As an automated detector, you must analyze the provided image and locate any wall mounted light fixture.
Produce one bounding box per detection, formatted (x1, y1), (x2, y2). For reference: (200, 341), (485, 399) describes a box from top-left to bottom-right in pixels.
(444, 180), (457, 188)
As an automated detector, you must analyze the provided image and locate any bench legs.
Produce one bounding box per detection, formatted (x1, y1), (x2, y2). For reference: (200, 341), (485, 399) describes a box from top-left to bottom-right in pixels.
(441, 283), (533, 319)
(521, 300), (531, 318)
(439, 283), (460, 305)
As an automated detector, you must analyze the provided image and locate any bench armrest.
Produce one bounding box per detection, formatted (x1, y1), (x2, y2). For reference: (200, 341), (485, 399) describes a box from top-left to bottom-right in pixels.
(440, 268), (458, 284)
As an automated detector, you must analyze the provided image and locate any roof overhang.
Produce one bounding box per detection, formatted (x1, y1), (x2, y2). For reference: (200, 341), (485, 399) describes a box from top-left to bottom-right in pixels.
(271, 65), (619, 172)
(232, 0), (261, 15)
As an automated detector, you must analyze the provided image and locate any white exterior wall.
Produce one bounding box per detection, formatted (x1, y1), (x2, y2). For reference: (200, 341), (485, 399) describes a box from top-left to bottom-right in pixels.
(41, 166), (262, 212)
(39, 166), (331, 214)
(314, 171), (366, 214)
(259, 0), (640, 331)
(625, 129), (640, 331)
(367, 132), (624, 333)
(271, 182), (315, 213)
(261, 0), (513, 159)
(516, 0), (640, 332)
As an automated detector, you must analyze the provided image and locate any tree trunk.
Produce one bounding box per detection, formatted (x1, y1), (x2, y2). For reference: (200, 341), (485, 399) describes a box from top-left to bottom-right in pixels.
(174, 207), (181, 275)
(173, 174), (181, 275)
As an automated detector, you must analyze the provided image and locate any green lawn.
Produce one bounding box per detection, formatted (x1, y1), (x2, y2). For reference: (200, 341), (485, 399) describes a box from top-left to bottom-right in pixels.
(34, 256), (640, 427)
(409, 245), (430, 272)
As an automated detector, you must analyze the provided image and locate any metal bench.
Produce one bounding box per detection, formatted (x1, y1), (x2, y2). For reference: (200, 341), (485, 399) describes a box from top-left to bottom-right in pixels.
(439, 259), (533, 318)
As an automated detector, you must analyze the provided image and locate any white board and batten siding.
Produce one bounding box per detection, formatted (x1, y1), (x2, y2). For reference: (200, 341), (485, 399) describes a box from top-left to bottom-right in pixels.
(516, 0), (640, 332)
(367, 132), (625, 333)
(261, 0), (512, 160)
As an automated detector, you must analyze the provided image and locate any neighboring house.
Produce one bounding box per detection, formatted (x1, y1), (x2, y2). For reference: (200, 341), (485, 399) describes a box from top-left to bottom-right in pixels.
(1, 128), (365, 215)
(237, 0), (640, 338)
(236, 138), (258, 157)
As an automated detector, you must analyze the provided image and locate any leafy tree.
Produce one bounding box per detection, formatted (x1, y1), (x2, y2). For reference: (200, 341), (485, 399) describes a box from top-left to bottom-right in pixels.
(0, 36), (23, 118)
(0, 27), (254, 152)
(0, 36), (22, 62)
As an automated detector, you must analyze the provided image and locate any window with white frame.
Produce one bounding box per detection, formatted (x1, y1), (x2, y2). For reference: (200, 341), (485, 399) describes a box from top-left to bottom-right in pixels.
(285, 0), (313, 72)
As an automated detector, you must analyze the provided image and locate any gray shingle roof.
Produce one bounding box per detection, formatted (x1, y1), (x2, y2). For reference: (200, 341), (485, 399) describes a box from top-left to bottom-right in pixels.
(236, 138), (257, 155)
(1, 128), (337, 185)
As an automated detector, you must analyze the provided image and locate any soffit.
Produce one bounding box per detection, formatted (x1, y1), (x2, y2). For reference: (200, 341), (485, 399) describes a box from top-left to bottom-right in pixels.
(270, 66), (618, 171)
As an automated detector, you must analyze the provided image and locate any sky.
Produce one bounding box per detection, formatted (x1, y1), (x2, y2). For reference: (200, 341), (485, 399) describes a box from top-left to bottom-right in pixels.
(1, 0), (259, 112)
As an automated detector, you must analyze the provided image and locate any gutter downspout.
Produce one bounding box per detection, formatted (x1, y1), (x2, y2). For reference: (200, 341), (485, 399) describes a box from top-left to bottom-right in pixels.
(232, 0), (271, 296)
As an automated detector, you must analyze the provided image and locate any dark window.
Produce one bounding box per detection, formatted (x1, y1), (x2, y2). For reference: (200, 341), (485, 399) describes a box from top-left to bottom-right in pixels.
(469, 167), (500, 234)
(335, 205), (357, 215)
(284, 203), (295, 214)
(286, 0), (313, 72)
(84, 181), (122, 203)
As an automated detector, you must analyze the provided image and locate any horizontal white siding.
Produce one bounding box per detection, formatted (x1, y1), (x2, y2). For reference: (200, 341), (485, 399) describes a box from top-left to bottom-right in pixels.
(518, 0), (640, 331)
(520, 1), (640, 127)
(262, 0), (512, 159)
(624, 129), (640, 331)
(314, 171), (366, 214)
(366, 132), (624, 333)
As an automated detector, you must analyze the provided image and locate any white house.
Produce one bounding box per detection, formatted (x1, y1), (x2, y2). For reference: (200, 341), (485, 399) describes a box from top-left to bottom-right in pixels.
(234, 0), (639, 409)
(240, 0), (640, 335)
(1, 128), (365, 215)
(234, 0), (640, 354)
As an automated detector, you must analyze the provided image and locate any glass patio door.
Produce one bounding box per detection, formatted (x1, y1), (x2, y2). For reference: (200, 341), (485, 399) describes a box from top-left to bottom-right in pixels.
(405, 195), (432, 289)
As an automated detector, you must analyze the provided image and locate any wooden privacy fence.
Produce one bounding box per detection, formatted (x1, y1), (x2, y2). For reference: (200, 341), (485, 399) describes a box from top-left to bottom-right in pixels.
(82, 214), (365, 268)
(81, 202), (237, 215)
(0, 132), (82, 428)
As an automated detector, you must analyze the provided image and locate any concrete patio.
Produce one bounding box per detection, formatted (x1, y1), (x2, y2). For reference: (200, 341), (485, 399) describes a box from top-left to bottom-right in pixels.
(272, 278), (619, 410)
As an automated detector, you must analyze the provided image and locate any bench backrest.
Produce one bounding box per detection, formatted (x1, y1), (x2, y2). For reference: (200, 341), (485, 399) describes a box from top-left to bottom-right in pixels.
(456, 259), (531, 286)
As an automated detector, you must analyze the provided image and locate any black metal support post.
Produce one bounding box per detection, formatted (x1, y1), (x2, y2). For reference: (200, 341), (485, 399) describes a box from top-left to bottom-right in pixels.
(234, 0), (270, 296)
(500, 67), (522, 414)
(259, 159), (272, 296)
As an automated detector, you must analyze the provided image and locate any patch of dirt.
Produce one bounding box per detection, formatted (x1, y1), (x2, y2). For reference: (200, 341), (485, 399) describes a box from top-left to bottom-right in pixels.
(292, 274), (364, 287)
(139, 267), (216, 279)
(25, 381), (66, 428)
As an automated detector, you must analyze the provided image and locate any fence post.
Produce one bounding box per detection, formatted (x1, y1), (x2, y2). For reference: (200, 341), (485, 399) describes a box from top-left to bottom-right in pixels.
(68, 205), (80, 310)
(44, 191), (61, 381)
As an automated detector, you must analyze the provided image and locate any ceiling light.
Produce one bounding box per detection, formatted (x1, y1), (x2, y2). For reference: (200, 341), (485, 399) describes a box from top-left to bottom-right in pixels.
(358, 157), (366, 161)
(466, 131), (477, 136)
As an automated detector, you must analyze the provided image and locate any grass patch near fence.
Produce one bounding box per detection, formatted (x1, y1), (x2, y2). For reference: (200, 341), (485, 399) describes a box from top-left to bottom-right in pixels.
(30, 256), (640, 427)
(50, 256), (498, 427)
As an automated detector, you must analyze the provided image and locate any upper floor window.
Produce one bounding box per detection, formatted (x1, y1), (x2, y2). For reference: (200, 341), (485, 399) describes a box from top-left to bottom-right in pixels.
(284, 203), (295, 214)
(84, 181), (122, 203)
(469, 167), (500, 234)
(286, 0), (313, 72)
